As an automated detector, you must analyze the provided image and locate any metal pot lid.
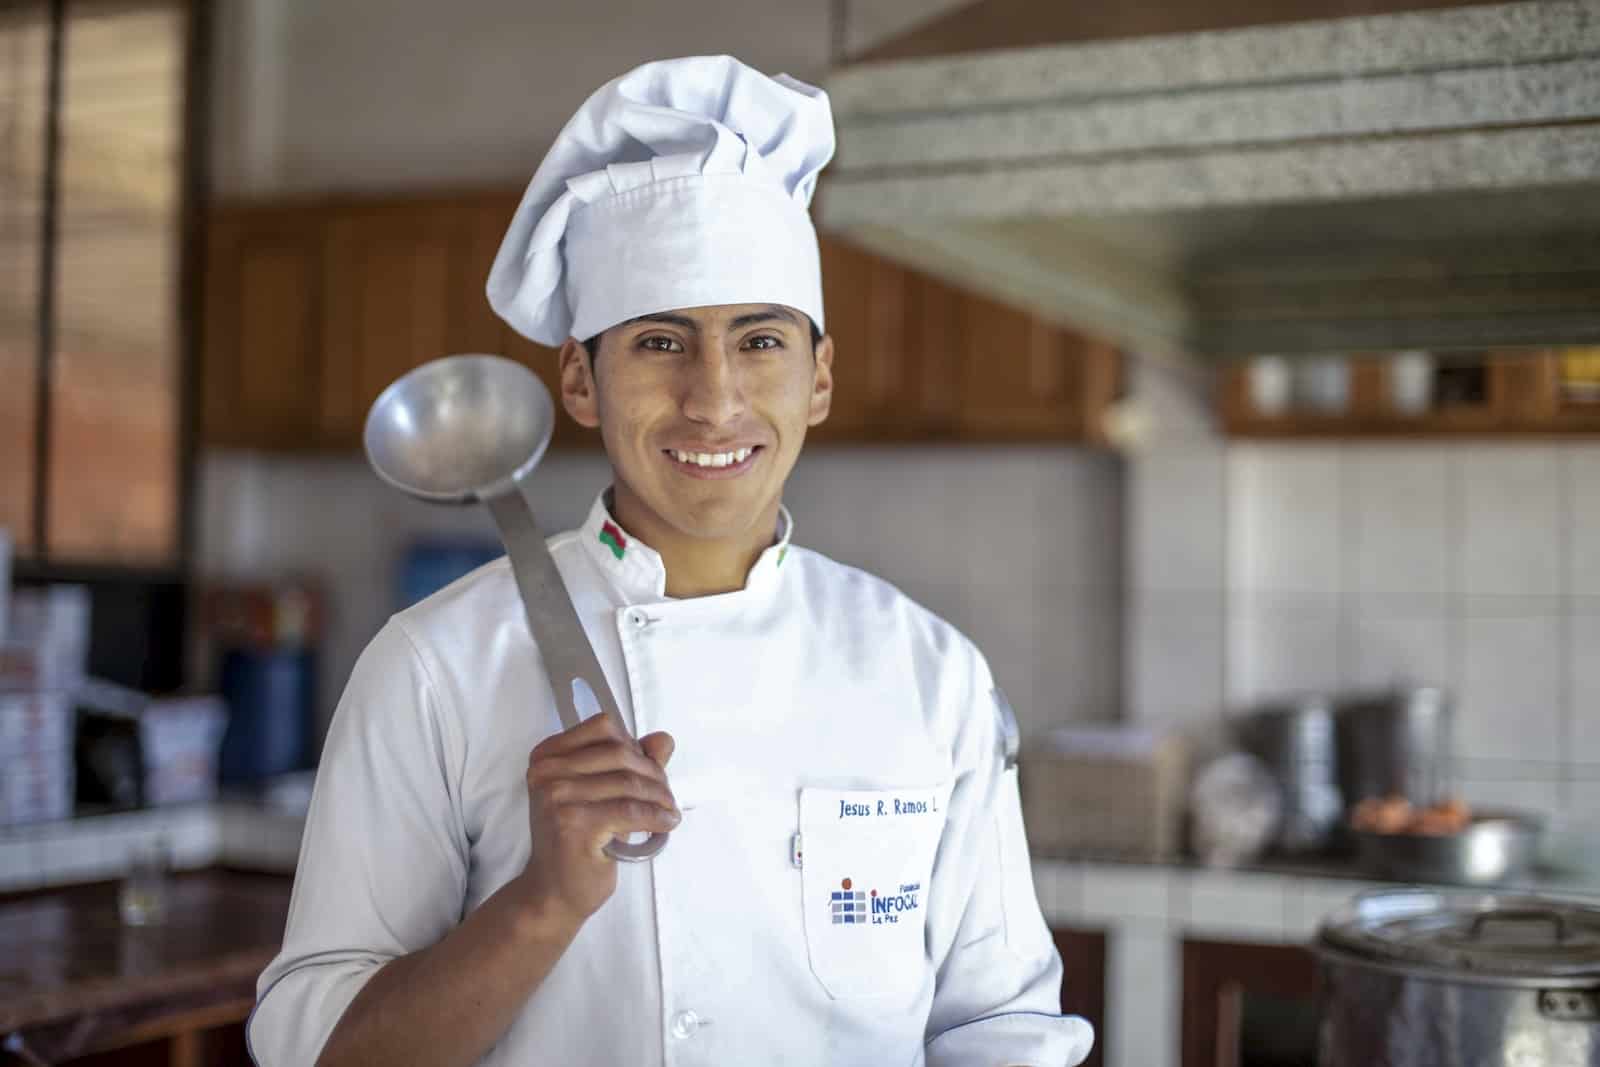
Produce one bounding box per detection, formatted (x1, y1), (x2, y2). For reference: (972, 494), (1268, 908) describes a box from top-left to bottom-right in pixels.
(1318, 889), (1600, 981)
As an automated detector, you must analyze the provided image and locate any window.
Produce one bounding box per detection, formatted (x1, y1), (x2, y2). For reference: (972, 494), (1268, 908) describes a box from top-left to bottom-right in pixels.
(0, 0), (193, 570)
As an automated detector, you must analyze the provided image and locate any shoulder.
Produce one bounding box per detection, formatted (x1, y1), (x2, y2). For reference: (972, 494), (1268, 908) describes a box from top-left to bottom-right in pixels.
(785, 546), (1005, 764)
(390, 554), (520, 658)
(784, 545), (989, 681)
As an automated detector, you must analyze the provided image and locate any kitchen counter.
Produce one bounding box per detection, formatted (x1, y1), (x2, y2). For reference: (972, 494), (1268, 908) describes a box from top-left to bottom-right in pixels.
(5, 804), (1597, 1067)
(0, 870), (290, 1062)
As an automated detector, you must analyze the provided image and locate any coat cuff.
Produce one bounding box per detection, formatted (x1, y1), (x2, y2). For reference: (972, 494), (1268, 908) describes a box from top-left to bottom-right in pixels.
(924, 1010), (1095, 1067)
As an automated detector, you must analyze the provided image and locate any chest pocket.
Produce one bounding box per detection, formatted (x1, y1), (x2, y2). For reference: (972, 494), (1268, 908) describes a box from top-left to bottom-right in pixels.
(797, 781), (952, 1000)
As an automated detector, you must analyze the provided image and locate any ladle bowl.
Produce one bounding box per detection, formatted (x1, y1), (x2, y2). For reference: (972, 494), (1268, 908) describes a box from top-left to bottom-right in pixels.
(365, 354), (553, 503)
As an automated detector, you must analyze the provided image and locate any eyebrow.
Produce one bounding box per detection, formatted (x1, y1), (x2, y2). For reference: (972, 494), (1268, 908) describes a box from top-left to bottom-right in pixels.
(621, 305), (803, 333)
(728, 306), (804, 331)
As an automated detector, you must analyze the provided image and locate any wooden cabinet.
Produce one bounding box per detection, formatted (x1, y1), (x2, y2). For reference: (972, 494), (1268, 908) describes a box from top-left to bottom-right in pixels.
(1220, 349), (1600, 438)
(202, 204), (328, 450)
(1181, 938), (1320, 1067)
(815, 233), (1123, 444)
(318, 200), (466, 441)
(944, 287), (1120, 442)
(200, 195), (1122, 452)
(203, 193), (536, 451)
(1054, 925), (1108, 1067)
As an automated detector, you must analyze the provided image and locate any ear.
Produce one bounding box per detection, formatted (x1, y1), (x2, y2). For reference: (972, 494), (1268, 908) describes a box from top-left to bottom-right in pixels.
(807, 333), (834, 427)
(559, 337), (601, 429)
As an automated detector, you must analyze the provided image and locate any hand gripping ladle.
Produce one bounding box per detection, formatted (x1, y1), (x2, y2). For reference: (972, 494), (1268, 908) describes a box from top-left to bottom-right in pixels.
(363, 353), (668, 862)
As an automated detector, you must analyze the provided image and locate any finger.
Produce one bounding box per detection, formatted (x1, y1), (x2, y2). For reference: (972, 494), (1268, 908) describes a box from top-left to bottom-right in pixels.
(538, 771), (679, 815)
(554, 799), (682, 853)
(530, 709), (630, 761)
(529, 739), (670, 787)
(639, 731), (675, 769)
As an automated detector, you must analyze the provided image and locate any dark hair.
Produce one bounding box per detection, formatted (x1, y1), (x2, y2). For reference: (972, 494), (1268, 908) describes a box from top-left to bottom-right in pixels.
(581, 319), (822, 363)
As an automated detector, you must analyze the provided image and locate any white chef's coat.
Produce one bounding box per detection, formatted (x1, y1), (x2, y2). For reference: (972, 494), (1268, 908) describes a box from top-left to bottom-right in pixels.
(249, 494), (1094, 1067)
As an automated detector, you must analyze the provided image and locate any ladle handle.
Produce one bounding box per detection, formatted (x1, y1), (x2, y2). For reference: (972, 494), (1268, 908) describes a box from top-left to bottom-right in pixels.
(487, 492), (669, 864)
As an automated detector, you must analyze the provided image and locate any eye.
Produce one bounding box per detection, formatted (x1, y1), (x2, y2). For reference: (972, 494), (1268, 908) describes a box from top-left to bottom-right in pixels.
(639, 335), (683, 353)
(744, 334), (784, 351)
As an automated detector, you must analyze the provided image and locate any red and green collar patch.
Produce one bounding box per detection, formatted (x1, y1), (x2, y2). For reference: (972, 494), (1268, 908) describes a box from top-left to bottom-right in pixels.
(598, 520), (627, 561)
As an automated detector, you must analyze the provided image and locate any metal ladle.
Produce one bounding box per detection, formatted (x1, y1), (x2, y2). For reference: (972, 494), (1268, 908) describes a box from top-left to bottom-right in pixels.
(363, 353), (668, 862)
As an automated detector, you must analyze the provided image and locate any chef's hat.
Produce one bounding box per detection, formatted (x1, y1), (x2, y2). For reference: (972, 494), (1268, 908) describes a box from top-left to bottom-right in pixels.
(486, 55), (835, 347)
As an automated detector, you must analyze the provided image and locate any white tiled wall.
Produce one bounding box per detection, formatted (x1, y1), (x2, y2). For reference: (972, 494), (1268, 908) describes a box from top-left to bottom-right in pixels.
(196, 444), (1123, 746)
(1224, 442), (1600, 820)
(1124, 356), (1230, 733)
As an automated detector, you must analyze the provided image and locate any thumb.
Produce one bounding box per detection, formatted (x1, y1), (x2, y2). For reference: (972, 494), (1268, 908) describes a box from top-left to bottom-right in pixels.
(639, 730), (675, 769)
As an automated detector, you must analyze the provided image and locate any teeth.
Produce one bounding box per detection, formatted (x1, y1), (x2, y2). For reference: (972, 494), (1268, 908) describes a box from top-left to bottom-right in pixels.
(671, 447), (755, 468)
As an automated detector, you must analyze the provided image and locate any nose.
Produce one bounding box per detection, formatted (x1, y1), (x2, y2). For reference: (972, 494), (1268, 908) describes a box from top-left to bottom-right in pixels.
(680, 346), (744, 427)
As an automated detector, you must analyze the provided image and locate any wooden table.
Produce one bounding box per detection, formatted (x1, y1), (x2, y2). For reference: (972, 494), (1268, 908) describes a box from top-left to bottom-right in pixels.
(0, 871), (291, 1066)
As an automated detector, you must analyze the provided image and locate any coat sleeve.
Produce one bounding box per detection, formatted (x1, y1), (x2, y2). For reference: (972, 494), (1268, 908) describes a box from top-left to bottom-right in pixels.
(247, 620), (470, 1067)
(921, 649), (1095, 1067)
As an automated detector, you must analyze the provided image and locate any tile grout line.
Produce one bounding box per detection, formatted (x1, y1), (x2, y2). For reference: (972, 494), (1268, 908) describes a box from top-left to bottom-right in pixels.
(1219, 443), (1239, 722)
(1559, 444), (1575, 808)
(1338, 442), (1359, 689)
(1446, 444), (1467, 783)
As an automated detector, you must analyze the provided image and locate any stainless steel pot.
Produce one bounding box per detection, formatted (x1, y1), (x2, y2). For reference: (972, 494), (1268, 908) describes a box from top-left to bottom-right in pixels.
(1317, 889), (1600, 1066)
(1335, 687), (1452, 807)
(1236, 696), (1343, 854)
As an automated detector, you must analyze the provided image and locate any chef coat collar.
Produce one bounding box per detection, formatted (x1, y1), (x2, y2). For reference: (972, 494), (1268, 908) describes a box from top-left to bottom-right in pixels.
(578, 490), (794, 603)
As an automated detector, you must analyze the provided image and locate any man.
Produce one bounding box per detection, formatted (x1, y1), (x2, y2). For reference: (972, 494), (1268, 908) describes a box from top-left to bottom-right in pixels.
(249, 55), (1094, 1067)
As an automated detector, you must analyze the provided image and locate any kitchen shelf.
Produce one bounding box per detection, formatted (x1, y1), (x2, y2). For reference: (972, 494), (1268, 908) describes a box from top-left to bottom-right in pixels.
(1219, 348), (1600, 438)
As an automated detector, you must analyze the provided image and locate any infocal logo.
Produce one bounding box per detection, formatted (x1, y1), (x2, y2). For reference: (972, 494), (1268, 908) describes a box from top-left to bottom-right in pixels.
(831, 877), (866, 925)
(830, 877), (923, 927)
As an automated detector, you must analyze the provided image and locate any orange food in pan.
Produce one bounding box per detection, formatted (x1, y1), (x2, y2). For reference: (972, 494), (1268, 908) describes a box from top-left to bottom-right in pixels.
(1350, 794), (1472, 835)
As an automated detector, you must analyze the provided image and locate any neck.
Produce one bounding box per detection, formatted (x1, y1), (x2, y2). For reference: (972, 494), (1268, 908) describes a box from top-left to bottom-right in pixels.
(608, 485), (780, 598)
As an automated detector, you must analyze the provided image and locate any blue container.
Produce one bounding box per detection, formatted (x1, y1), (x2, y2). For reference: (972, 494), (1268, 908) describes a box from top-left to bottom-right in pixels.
(398, 540), (502, 611)
(217, 646), (316, 783)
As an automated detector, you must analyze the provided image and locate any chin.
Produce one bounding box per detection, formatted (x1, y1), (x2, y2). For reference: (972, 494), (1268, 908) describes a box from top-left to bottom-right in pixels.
(661, 496), (769, 541)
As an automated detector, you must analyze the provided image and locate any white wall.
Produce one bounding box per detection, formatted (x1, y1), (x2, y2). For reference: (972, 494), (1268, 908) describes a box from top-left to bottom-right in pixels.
(196, 445), (1124, 747)
(1225, 441), (1600, 820)
(1123, 356), (1600, 823)
(209, 0), (963, 195)
(1123, 355), (1230, 735)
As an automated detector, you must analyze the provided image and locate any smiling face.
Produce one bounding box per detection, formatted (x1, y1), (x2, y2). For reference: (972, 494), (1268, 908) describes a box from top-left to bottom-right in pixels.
(559, 303), (834, 552)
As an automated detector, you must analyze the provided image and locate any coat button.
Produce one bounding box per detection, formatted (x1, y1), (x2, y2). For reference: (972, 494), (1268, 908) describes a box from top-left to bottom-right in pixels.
(669, 1009), (700, 1039)
(626, 609), (651, 629)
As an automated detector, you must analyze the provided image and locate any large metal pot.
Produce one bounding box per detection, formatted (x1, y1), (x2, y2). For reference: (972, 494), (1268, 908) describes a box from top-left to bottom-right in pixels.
(1317, 889), (1600, 1066)
(1236, 696), (1343, 854)
(1334, 687), (1452, 808)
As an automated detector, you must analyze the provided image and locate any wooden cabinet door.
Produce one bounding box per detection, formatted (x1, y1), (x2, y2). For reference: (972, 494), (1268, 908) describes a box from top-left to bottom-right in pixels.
(202, 207), (326, 450)
(812, 235), (915, 442)
(952, 290), (1114, 442)
(318, 198), (479, 446)
(1181, 938), (1320, 1067)
(1055, 926), (1108, 1067)
(458, 191), (521, 355)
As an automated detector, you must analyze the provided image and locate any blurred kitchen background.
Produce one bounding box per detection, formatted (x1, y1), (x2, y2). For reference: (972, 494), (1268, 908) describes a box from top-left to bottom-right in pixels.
(3, 1), (1600, 1065)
